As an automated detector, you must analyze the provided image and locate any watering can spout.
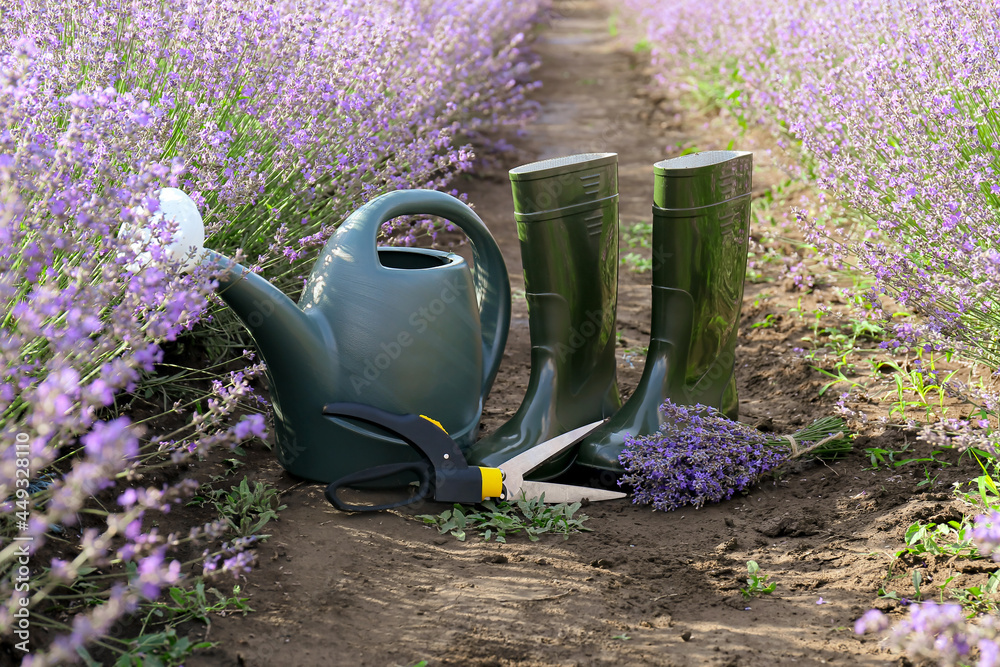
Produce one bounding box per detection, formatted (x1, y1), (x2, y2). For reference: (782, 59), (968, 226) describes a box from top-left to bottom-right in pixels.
(203, 249), (329, 375)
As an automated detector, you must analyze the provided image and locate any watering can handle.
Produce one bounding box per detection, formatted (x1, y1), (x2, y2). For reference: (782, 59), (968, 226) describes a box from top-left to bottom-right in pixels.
(336, 189), (512, 398)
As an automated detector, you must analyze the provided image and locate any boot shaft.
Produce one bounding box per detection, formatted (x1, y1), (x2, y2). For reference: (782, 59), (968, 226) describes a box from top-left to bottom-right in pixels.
(652, 151), (752, 399)
(510, 153), (620, 395)
(467, 154), (622, 477)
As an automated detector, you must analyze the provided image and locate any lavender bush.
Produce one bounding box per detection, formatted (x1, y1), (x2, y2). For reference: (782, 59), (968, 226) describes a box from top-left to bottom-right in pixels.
(0, 0), (544, 662)
(0, 41), (267, 663)
(848, 462), (1000, 665)
(621, 0), (1000, 371)
(618, 401), (847, 512)
(5, 0), (542, 280)
(856, 604), (1000, 667)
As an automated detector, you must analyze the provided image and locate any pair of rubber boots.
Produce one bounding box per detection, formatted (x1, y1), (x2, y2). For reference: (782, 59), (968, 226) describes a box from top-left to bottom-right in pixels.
(465, 151), (753, 479)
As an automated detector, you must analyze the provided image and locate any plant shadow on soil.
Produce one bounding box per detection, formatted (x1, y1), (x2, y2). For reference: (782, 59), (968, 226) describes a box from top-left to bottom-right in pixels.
(176, 1), (989, 665)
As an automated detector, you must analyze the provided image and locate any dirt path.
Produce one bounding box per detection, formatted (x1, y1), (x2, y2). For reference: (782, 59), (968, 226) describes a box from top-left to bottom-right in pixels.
(185, 2), (976, 665)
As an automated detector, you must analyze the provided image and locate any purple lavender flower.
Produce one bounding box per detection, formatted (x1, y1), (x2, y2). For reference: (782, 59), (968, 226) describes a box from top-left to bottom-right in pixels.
(854, 609), (889, 635)
(980, 638), (1000, 667)
(884, 603), (974, 664)
(232, 414), (267, 442)
(973, 511), (1000, 561)
(619, 401), (786, 511)
(135, 549), (181, 600)
(202, 536), (260, 579)
(620, 400), (846, 511)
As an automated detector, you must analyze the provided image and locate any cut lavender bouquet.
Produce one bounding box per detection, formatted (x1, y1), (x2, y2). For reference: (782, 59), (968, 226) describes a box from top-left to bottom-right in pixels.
(618, 400), (850, 511)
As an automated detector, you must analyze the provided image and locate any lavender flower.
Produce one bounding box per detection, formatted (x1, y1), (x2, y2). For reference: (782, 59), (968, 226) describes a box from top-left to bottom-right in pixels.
(982, 638), (1000, 667)
(202, 536), (260, 579)
(619, 402), (782, 510)
(135, 548), (182, 600)
(618, 400), (846, 511)
(855, 602), (1000, 666)
(889, 603), (975, 665)
(973, 511), (1000, 561)
(854, 609), (889, 635)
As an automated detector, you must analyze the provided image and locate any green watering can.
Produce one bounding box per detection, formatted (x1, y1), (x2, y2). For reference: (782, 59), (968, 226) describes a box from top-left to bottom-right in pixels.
(203, 190), (511, 483)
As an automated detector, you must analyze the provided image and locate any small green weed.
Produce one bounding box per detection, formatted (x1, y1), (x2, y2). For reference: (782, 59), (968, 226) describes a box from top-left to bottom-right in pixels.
(80, 583), (253, 666)
(812, 366), (865, 397)
(98, 628), (213, 667)
(951, 457), (1000, 512)
(621, 252), (653, 273)
(417, 495), (591, 542)
(878, 357), (957, 423)
(750, 313), (777, 329)
(877, 586), (903, 603)
(621, 221), (652, 249)
(862, 442), (950, 472)
(893, 519), (978, 561)
(190, 478), (286, 538)
(139, 582), (253, 634)
(620, 222), (654, 273)
(951, 571), (1000, 614)
(740, 560), (776, 598)
(800, 314), (885, 370)
(915, 466), (942, 489)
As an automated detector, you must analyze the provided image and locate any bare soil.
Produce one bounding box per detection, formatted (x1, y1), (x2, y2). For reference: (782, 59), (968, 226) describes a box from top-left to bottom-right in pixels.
(183, 2), (985, 665)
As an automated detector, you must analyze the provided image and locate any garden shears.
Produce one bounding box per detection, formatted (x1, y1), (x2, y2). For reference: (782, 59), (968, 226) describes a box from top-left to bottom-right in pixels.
(323, 402), (626, 512)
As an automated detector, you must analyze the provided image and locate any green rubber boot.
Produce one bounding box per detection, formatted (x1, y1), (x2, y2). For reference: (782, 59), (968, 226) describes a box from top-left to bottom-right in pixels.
(466, 153), (622, 480)
(577, 150), (753, 473)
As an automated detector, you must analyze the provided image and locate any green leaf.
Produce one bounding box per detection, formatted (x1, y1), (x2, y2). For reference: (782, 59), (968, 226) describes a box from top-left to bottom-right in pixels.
(904, 522), (925, 544)
(76, 646), (103, 667)
(169, 587), (186, 605)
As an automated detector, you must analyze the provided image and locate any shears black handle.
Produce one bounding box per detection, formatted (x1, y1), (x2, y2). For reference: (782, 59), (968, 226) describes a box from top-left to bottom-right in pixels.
(322, 403), (498, 512)
(324, 461), (433, 512)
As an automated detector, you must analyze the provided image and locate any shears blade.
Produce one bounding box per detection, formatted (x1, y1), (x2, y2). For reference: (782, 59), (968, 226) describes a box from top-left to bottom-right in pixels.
(514, 481), (626, 503)
(500, 420), (606, 479)
(497, 420), (626, 503)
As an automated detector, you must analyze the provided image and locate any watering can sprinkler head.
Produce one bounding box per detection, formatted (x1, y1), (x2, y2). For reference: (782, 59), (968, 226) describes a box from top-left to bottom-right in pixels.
(118, 187), (207, 272)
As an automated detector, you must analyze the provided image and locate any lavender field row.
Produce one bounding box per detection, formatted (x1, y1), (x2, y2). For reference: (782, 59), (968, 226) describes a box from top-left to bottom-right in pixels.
(0, 1), (544, 663)
(620, 0), (1000, 663)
